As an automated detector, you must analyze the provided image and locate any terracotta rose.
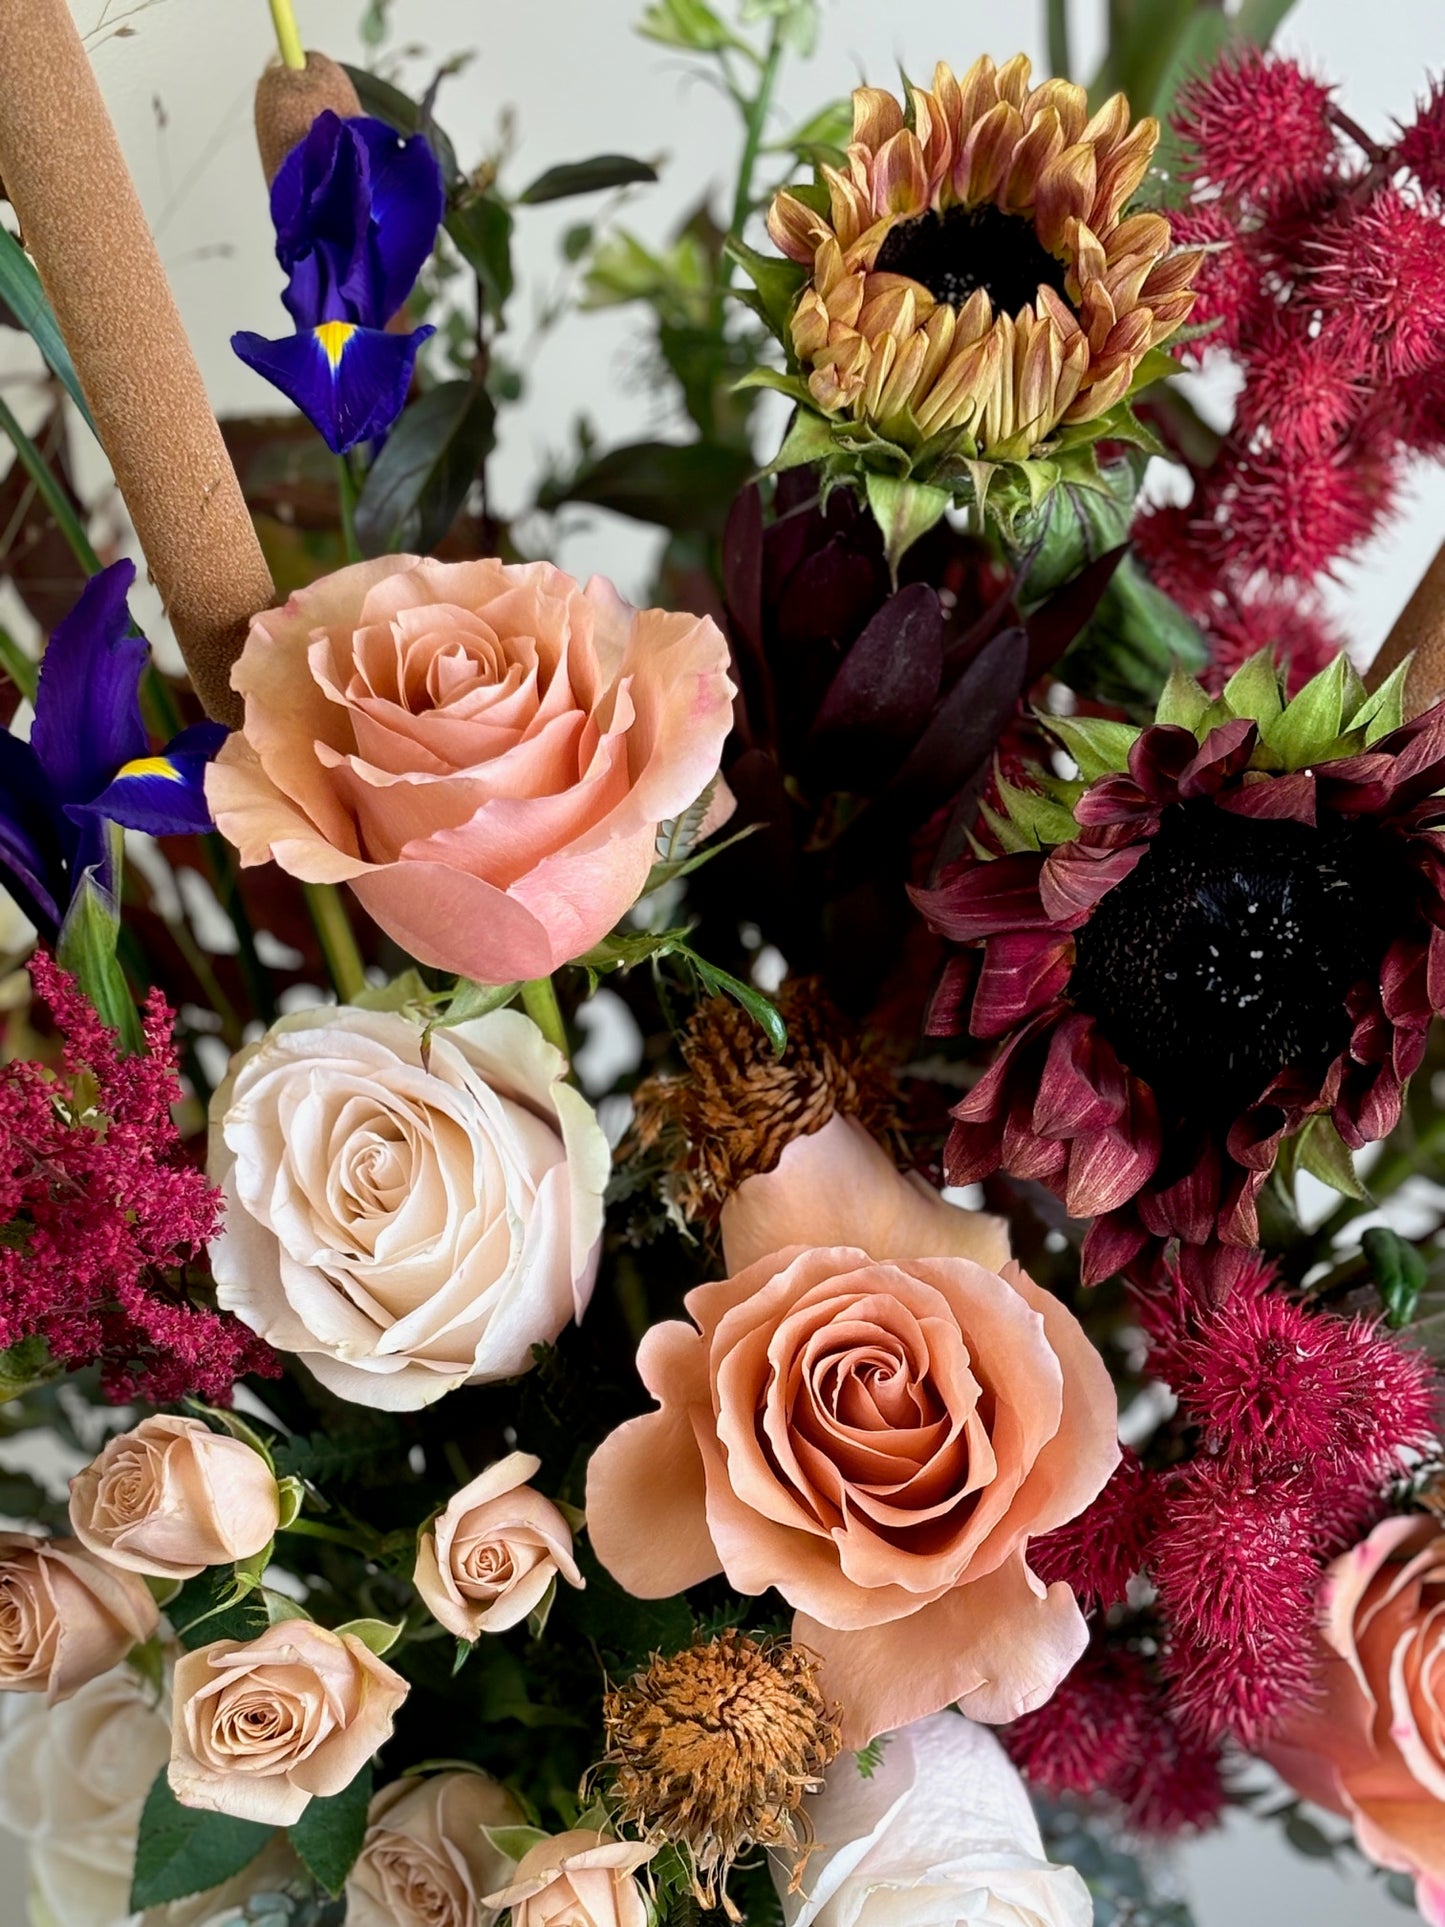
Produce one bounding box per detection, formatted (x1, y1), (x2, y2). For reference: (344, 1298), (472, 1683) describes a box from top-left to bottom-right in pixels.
(1266, 1514), (1445, 1927)
(586, 1115), (1119, 1746)
(206, 555), (735, 984)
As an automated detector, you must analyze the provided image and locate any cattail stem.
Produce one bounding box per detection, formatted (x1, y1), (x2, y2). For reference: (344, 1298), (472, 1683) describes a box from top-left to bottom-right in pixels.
(0, 0), (274, 727)
(266, 0), (307, 72)
(1366, 535), (1445, 713)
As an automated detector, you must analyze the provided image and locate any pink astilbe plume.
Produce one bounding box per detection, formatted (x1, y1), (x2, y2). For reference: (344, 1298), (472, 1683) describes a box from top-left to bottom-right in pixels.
(0, 954), (277, 1403)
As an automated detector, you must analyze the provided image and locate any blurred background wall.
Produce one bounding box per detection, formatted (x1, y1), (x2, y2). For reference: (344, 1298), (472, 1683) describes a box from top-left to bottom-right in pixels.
(1, 2), (1441, 1920)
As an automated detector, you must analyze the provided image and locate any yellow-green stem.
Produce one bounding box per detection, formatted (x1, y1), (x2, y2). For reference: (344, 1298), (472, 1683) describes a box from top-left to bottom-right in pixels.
(521, 975), (568, 1056)
(336, 452), (362, 563)
(303, 881), (367, 1003)
(267, 0), (306, 70)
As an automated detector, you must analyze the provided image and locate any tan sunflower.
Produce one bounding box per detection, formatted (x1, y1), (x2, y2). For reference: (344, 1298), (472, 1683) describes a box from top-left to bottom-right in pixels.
(765, 55), (1200, 462)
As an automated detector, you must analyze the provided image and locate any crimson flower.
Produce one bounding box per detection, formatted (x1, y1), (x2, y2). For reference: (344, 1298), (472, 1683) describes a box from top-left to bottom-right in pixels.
(914, 649), (1445, 1280)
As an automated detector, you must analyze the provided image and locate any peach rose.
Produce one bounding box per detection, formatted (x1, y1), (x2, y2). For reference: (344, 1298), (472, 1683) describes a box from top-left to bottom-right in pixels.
(68, 1415), (281, 1583)
(206, 556), (735, 984)
(586, 1115), (1119, 1747)
(415, 1451), (583, 1640)
(1265, 1515), (1445, 1927)
(0, 1533), (158, 1704)
(483, 1831), (656, 1927)
(346, 1769), (523, 1927)
(209, 1004), (609, 1409)
(169, 1619), (409, 1826)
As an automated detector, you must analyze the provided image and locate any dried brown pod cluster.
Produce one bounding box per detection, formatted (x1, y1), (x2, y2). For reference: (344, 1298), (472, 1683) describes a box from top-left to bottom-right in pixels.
(626, 978), (900, 1224)
(602, 1630), (841, 1912)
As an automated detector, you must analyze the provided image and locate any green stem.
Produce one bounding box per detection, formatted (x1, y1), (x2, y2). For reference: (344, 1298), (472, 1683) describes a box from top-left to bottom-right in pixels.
(267, 0), (307, 70)
(278, 1517), (367, 1550)
(1045, 0), (1072, 78)
(303, 881), (367, 1003)
(521, 975), (568, 1056)
(336, 453), (362, 564)
(724, 22), (785, 286)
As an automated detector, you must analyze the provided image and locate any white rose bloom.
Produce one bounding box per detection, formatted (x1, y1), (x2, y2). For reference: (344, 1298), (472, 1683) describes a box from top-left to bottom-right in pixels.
(209, 1005), (610, 1409)
(775, 1712), (1092, 1927)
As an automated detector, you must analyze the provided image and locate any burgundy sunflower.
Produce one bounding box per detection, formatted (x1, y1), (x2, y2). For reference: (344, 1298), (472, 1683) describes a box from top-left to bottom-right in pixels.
(913, 651), (1445, 1281)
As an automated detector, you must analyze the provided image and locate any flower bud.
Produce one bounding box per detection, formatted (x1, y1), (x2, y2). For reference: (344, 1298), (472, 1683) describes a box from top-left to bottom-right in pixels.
(254, 51), (361, 186)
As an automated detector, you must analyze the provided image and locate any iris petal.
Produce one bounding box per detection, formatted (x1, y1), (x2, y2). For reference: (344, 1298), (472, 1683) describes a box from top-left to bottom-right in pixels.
(70, 721), (228, 839)
(350, 117), (447, 323)
(30, 559), (148, 807)
(0, 730), (65, 935)
(232, 322), (434, 454)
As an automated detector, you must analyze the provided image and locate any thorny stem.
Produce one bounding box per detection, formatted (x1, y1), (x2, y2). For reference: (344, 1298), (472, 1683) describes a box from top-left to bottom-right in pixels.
(267, 0), (306, 72)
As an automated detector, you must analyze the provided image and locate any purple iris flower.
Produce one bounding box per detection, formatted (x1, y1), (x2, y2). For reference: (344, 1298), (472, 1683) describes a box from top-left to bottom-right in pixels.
(0, 560), (225, 937)
(232, 112), (445, 453)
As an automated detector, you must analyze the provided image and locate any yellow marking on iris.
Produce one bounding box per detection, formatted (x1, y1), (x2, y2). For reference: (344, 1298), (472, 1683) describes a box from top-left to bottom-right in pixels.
(314, 320), (359, 369)
(116, 756), (183, 783)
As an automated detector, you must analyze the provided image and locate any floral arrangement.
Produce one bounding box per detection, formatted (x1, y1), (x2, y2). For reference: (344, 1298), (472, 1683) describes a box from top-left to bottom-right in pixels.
(0, 3), (1443, 1926)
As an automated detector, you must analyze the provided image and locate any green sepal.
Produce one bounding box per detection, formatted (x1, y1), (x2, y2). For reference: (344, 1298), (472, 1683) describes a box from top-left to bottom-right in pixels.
(482, 1824), (552, 1865)
(1259, 653), (1362, 770)
(1154, 662), (1212, 734)
(766, 403), (842, 473)
(1221, 649), (1285, 732)
(863, 471), (952, 570)
(724, 237), (807, 336)
(1348, 656), (1411, 746)
(993, 773), (1083, 849)
(1292, 1113), (1367, 1202)
(57, 841), (142, 1054)
(333, 1616), (403, 1657)
(1041, 714), (1141, 781)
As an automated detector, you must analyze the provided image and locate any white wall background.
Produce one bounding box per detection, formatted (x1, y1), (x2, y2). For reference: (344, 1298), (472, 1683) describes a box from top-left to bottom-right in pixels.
(1, 0), (1442, 1921)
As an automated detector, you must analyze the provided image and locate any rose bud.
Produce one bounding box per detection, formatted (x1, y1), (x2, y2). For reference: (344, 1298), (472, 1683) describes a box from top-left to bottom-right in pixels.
(0, 1533), (158, 1704)
(484, 1832), (657, 1927)
(415, 1451), (583, 1640)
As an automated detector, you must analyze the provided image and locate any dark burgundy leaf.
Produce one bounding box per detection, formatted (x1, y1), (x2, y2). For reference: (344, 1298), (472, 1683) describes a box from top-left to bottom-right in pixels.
(885, 626), (1029, 823)
(808, 583), (944, 782)
(1024, 543), (1127, 681)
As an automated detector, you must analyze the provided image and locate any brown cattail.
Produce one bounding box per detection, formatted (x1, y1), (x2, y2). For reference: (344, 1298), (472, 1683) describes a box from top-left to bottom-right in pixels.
(254, 52), (363, 187)
(602, 1631), (841, 1914)
(0, 0), (274, 727)
(626, 978), (900, 1225)
(1367, 535), (1445, 715)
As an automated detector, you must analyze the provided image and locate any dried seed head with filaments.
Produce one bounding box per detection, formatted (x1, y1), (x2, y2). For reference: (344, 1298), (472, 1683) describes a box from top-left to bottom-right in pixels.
(602, 1631), (842, 1914)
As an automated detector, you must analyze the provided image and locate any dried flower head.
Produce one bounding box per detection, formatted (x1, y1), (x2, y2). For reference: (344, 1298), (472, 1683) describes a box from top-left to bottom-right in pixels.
(764, 55), (1197, 465)
(602, 1630), (841, 1911)
(627, 979), (898, 1223)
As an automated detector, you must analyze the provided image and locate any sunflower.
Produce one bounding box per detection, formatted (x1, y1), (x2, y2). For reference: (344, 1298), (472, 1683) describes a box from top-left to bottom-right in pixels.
(764, 55), (1199, 464)
(913, 650), (1444, 1282)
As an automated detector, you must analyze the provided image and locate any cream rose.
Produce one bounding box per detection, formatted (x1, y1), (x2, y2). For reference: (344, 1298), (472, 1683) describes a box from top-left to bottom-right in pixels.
(775, 1711), (1092, 1927)
(346, 1769), (523, 1927)
(206, 555), (735, 984)
(68, 1416), (280, 1583)
(168, 1620), (408, 1826)
(0, 1534), (157, 1705)
(483, 1832), (656, 1927)
(209, 1004), (610, 1409)
(587, 1116), (1119, 1746)
(415, 1452), (583, 1640)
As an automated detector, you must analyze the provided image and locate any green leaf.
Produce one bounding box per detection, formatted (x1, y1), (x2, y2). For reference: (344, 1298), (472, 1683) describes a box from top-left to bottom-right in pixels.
(1013, 461), (1137, 605)
(332, 1616), (403, 1657)
(518, 155), (659, 204)
(341, 66), (461, 186)
(287, 1763), (373, 1897)
(864, 472), (952, 571)
(1154, 662), (1211, 734)
(431, 979), (522, 1027)
(354, 380), (495, 556)
(637, 0), (746, 54)
(537, 439), (753, 538)
(129, 1769), (273, 1910)
(57, 855), (143, 1053)
(1361, 1226), (1428, 1330)
(1221, 648), (1285, 730)
(168, 1566), (273, 1651)
(482, 1824), (552, 1864)
(1042, 715), (1141, 781)
(1294, 1114), (1367, 1202)
(1283, 1810), (1339, 1861)
(0, 1336), (61, 1405)
(1053, 552), (1209, 709)
(687, 957), (787, 1057)
(994, 775), (1081, 848)
(0, 226), (97, 432)
(445, 195), (515, 324)
(764, 402), (838, 470)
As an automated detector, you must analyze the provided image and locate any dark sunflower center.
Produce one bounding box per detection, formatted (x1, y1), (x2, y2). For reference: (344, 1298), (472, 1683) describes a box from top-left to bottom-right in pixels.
(1069, 803), (1408, 1120)
(873, 202), (1072, 314)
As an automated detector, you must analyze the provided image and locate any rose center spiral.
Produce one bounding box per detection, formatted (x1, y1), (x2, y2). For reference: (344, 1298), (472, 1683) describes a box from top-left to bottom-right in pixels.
(1069, 803), (1407, 1119)
(873, 203), (1072, 315)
